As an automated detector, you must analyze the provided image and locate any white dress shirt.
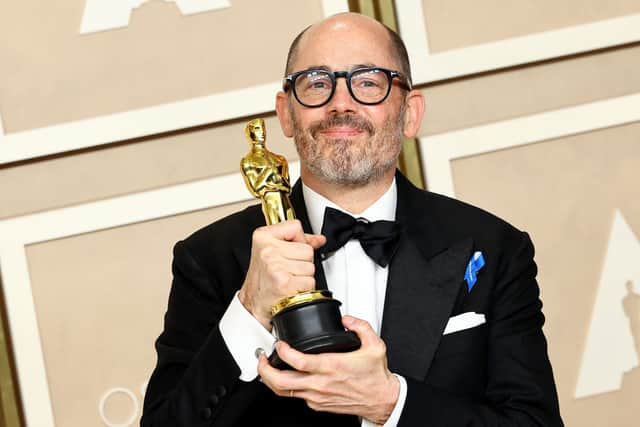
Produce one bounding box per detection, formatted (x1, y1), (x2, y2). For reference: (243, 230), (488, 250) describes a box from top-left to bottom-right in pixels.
(219, 178), (407, 426)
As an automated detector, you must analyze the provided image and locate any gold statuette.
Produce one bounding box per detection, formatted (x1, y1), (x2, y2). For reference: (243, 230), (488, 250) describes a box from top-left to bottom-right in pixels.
(241, 118), (296, 225)
(240, 118), (360, 369)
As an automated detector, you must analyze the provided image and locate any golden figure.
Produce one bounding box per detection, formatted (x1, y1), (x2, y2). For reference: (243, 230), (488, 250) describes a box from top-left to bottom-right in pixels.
(241, 118), (296, 225)
(241, 118), (331, 315)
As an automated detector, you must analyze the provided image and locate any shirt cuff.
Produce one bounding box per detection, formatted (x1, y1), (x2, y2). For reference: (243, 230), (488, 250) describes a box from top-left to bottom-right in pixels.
(361, 374), (407, 427)
(219, 292), (276, 381)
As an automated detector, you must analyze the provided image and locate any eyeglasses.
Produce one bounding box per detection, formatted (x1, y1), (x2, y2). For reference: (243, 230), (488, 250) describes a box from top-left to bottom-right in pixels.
(283, 67), (412, 108)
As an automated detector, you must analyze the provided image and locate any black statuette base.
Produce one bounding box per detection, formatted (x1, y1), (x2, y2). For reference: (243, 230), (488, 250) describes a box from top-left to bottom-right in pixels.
(268, 298), (361, 370)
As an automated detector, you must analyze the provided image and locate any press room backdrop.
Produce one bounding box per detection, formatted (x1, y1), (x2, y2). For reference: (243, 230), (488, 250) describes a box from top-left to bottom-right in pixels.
(1, 1), (639, 426)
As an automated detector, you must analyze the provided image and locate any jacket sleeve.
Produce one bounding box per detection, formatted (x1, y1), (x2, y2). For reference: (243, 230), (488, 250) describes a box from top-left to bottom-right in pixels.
(398, 232), (563, 426)
(141, 240), (262, 427)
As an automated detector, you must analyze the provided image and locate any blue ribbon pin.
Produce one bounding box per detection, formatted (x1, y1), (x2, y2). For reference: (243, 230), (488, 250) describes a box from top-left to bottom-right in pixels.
(464, 251), (485, 291)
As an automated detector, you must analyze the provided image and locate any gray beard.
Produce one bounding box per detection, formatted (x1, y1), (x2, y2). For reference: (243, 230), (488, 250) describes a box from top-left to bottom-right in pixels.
(291, 109), (404, 187)
(299, 137), (396, 186)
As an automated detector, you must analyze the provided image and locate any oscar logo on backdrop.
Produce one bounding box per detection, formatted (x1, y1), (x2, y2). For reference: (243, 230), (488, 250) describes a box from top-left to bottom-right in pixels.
(80, 0), (231, 34)
(575, 209), (640, 398)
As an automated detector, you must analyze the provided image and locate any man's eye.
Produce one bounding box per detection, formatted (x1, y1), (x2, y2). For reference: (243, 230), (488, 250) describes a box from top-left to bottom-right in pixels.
(354, 79), (381, 88)
(305, 77), (331, 90)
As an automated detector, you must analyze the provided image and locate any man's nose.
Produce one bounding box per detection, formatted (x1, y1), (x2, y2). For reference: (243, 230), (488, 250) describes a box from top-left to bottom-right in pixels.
(327, 78), (357, 113)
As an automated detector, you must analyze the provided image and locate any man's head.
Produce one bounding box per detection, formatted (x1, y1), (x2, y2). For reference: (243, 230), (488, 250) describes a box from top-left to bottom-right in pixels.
(275, 13), (424, 188)
(285, 19), (413, 89)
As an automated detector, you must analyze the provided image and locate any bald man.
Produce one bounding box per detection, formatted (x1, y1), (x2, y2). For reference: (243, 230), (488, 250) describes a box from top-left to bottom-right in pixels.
(142, 13), (563, 427)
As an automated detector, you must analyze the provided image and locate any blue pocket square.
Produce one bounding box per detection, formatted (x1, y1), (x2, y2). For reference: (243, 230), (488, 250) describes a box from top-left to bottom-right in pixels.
(464, 251), (485, 291)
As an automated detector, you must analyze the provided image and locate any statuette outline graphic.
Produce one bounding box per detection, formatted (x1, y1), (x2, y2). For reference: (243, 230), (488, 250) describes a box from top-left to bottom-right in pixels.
(80, 0), (231, 34)
(575, 209), (640, 398)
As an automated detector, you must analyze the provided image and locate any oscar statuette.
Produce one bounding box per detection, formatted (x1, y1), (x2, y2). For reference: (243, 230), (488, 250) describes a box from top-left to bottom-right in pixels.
(241, 118), (360, 369)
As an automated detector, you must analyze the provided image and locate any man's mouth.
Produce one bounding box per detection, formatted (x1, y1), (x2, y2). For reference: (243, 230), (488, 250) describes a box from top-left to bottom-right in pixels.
(318, 126), (364, 138)
(310, 115), (374, 139)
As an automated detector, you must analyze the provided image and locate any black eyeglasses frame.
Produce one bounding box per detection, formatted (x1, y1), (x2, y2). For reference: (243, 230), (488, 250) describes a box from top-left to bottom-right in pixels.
(282, 67), (412, 108)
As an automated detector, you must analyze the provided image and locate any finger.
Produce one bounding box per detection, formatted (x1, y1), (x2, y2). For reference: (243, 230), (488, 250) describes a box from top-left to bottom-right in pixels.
(280, 259), (315, 277)
(286, 276), (316, 294)
(276, 240), (315, 262)
(276, 341), (327, 374)
(258, 353), (307, 396)
(282, 220), (306, 243)
(305, 233), (327, 250)
(342, 316), (381, 348)
(259, 220), (306, 243)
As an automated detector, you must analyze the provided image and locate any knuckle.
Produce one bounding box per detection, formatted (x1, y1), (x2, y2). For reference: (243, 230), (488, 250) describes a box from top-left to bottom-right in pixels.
(305, 262), (315, 276)
(302, 245), (314, 260)
(372, 340), (387, 357)
(306, 400), (320, 411)
(315, 377), (330, 394)
(253, 227), (268, 242)
(294, 357), (308, 372)
(271, 377), (286, 391)
(259, 246), (273, 261)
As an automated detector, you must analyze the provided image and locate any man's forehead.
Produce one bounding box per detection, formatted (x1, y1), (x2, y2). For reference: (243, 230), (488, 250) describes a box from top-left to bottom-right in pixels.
(291, 14), (394, 71)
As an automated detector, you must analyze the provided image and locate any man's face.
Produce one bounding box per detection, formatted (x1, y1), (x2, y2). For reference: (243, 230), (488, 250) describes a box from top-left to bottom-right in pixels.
(278, 16), (412, 187)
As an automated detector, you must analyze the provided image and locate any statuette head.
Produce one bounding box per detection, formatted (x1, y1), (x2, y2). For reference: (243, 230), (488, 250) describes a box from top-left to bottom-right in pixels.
(245, 118), (266, 143)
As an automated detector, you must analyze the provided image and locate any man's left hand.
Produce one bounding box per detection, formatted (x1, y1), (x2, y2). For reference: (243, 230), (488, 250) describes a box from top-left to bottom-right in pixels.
(257, 316), (400, 425)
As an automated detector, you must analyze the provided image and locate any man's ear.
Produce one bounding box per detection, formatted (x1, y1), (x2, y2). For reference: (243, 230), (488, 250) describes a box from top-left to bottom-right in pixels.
(275, 91), (294, 138)
(402, 89), (425, 138)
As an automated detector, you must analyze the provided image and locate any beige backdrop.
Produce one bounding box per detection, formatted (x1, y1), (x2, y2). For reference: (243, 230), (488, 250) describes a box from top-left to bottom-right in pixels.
(1, 0), (639, 426)
(451, 126), (640, 426)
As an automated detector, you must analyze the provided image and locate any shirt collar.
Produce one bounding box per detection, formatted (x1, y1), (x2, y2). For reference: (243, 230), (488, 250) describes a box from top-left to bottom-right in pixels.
(302, 178), (398, 235)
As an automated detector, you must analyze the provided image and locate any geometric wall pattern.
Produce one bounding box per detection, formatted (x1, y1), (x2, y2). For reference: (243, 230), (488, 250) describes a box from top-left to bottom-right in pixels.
(1, 1), (640, 425)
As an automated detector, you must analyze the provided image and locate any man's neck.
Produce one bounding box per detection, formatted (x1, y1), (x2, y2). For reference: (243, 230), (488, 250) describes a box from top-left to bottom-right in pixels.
(301, 167), (396, 215)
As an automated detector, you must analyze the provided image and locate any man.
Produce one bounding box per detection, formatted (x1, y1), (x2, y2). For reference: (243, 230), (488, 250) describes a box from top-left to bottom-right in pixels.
(142, 12), (563, 426)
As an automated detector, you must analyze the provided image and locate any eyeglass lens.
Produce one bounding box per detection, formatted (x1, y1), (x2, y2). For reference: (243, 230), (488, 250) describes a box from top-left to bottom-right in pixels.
(294, 69), (390, 106)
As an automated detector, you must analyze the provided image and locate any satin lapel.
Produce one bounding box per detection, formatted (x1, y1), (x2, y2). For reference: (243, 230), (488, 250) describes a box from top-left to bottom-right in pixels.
(380, 172), (474, 381)
(290, 180), (329, 291)
(381, 235), (473, 381)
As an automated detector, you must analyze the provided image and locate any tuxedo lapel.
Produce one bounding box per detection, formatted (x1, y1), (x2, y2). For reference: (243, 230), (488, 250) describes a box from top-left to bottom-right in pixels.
(381, 173), (474, 381)
(290, 181), (329, 291)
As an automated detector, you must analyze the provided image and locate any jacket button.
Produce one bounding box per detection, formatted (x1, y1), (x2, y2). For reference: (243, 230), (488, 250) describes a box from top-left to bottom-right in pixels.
(215, 385), (227, 397)
(209, 394), (219, 406)
(200, 407), (212, 420)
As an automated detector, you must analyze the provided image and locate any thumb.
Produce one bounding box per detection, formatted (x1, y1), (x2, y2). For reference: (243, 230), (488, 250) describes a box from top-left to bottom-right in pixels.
(305, 233), (326, 250)
(342, 315), (378, 347)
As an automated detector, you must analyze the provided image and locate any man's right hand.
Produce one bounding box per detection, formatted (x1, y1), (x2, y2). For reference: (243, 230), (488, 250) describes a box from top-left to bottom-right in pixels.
(238, 220), (326, 330)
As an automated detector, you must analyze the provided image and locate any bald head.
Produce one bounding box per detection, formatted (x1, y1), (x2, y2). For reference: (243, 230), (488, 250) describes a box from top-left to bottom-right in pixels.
(284, 13), (412, 86)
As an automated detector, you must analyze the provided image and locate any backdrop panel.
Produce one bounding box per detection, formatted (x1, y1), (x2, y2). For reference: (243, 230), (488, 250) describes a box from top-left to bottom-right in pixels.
(422, 0), (640, 52)
(25, 201), (253, 426)
(0, 114), (295, 219)
(451, 124), (640, 427)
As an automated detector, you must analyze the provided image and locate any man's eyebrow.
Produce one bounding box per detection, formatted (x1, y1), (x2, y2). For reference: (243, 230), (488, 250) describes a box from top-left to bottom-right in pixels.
(303, 65), (331, 72)
(351, 63), (377, 70)
(299, 63), (378, 72)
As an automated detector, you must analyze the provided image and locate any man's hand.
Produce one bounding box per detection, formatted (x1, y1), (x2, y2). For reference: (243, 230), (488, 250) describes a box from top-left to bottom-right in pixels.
(238, 219), (326, 330)
(258, 316), (400, 425)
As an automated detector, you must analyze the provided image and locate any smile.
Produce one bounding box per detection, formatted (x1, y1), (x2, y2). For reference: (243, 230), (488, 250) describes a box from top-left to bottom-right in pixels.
(318, 126), (365, 138)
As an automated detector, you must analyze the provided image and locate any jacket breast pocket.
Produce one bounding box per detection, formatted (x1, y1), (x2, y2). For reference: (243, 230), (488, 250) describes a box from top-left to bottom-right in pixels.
(436, 322), (488, 358)
(427, 324), (488, 395)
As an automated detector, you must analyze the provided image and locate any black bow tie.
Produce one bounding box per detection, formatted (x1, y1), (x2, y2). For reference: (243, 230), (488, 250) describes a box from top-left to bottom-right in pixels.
(318, 207), (402, 267)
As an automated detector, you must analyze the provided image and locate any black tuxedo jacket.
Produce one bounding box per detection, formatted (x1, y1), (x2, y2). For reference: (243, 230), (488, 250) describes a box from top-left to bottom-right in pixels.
(141, 172), (563, 426)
